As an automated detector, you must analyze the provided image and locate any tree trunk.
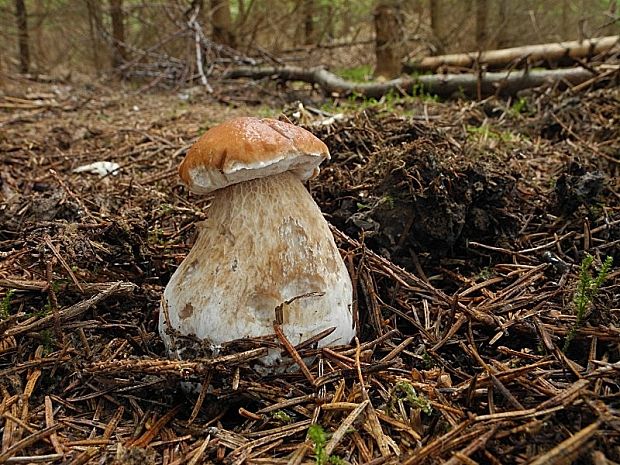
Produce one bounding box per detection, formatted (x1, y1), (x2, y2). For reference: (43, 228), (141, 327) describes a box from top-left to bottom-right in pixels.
(325, 2), (335, 41)
(0, 42), (4, 87)
(475, 0), (487, 50)
(211, 0), (235, 47)
(374, 0), (402, 79)
(85, 0), (104, 73)
(341, 0), (352, 37)
(429, 0), (445, 54)
(562, 0), (570, 39)
(496, 0), (508, 48)
(33, 0), (45, 69)
(109, 0), (126, 69)
(15, 0), (30, 73)
(606, 0), (618, 36)
(302, 0), (316, 45)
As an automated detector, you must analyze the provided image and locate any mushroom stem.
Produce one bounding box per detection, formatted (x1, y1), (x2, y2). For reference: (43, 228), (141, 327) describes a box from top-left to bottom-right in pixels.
(160, 171), (354, 364)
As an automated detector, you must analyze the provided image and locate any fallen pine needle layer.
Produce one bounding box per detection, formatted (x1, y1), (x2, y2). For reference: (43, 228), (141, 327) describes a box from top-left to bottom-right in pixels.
(0, 78), (618, 464)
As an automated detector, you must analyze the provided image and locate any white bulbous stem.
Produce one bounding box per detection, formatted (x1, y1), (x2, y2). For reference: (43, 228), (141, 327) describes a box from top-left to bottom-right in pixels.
(159, 171), (355, 365)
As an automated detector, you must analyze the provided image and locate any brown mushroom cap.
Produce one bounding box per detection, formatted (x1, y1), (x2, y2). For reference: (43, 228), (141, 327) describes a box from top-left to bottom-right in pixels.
(179, 117), (330, 194)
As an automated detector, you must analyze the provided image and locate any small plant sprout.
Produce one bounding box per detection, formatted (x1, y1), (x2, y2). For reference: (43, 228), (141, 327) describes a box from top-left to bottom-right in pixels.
(395, 381), (433, 415)
(511, 96), (528, 115)
(271, 410), (292, 424)
(563, 254), (613, 351)
(307, 424), (344, 465)
(40, 329), (56, 355)
(308, 424), (328, 465)
(1, 289), (15, 319)
(158, 203), (174, 214)
(336, 64), (373, 82)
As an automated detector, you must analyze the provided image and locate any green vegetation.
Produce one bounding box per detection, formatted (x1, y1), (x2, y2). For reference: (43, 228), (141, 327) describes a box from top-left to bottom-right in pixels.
(308, 424), (329, 465)
(33, 281), (66, 318)
(39, 298), (54, 318)
(466, 124), (522, 143)
(381, 194), (395, 209)
(307, 424), (344, 465)
(510, 96), (529, 115)
(394, 381), (433, 415)
(563, 254), (613, 351)
(256, 106), (279, 118)
(3, 293), (53, 320)
(408, 82), (440, 102)
(1, 289), (15, 319)
(51, 280), (63, 294)
(158, 203), (174, 215)
(40, 329), (56, 355)
(148, 227), (166, 245)
(271, 410), (293, 423)
(319, 88), (434, 118)
(422, 350), (434, 369)
(477, 267), (493, 281)
(336, 64), (373, 82)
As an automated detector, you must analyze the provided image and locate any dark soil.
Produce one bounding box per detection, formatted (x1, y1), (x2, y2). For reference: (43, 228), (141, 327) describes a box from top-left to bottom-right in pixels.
(310, 92), (619, 272)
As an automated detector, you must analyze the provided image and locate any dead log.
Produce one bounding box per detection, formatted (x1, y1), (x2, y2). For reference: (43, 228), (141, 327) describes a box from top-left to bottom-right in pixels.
(404, 36), (619, 72)
(223, 65), (619, 99)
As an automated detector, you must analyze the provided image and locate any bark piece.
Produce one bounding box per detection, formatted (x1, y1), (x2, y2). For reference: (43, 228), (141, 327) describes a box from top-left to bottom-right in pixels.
(109, 0), (126, 68)
(224, 64), (617, 98)
(405, 35), (619, 72)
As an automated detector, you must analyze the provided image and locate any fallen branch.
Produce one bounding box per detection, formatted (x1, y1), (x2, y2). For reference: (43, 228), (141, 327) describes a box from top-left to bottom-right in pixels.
(83, 348), (269, 377)
(404, 35), (619, 72)
(2, 282), (135, 338)
(528, 420), (601, 465)
(0, 278), (136, 294)
(224, 64), (619, 99)
(187, 7), (213, 92)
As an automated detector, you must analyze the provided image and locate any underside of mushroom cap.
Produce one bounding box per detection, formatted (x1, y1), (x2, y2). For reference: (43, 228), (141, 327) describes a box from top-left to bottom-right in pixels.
(179, 117), (330, 194)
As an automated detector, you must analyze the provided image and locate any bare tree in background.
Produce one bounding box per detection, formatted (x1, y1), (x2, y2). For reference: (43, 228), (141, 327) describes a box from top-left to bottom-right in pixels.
(15, 0), (30, 73)
(341, 0), (353, 37)
(211, 0), (236, 46)
(109, 0), (126, 69)
(429, 0), (445, 54)
(86, 0), (104, 73)
(475, 0), (487, 49)
(496, 0), (508, 48)
(3, 0), (616, 80)
(562, 0), (571, 38)
(374, 0), (402, 78)
(0, 33), (4, 85)
(605, 0), (618, 35)
(303, 0), (315, 44)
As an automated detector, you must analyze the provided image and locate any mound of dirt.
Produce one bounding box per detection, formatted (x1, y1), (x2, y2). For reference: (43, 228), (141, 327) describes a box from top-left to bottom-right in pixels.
(310, 112), (519, 270)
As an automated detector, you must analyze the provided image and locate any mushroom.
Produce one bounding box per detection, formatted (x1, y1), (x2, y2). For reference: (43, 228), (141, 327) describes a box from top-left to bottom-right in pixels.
(159, 117), (355, 368)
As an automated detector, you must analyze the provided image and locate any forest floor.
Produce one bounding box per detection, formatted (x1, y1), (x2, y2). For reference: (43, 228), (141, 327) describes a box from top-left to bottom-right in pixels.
(0, 74), (619, 464)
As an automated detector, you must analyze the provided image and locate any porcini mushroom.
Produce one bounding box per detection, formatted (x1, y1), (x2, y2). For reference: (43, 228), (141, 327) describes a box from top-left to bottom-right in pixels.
(159, 117), (355, 368)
